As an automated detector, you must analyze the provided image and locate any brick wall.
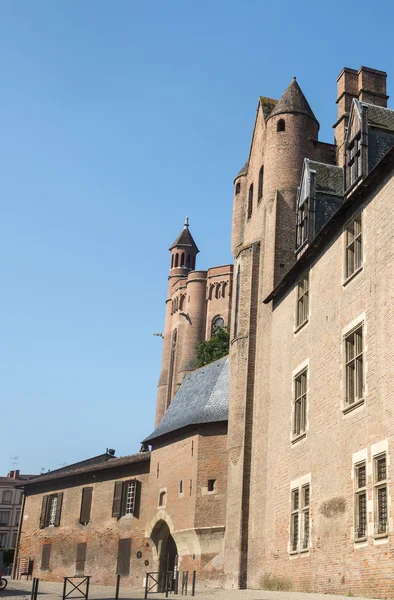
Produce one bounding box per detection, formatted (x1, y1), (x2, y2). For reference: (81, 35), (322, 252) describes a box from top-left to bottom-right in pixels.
(19, 462), (151, 589)
(246, 167), (394, 596)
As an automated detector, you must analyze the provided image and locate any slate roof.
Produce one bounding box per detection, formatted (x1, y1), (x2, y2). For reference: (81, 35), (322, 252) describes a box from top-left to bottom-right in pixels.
(144, 356), (229, 443)
(20, 453), (150, 488)
(269, 77), (319, 126)
(308, 161), (343, 196)
(169, 225), (199, 252)
(365, 103), (394, 131)
(0, 474), (37, 485)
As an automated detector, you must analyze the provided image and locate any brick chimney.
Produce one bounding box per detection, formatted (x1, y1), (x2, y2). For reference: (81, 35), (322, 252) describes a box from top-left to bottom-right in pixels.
(334, 66), (388, 165)
(7, 470), (20, 479)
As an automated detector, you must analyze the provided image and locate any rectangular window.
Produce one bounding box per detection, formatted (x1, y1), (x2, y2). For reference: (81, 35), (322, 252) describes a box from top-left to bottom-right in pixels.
(345, 214), (362, 279)
(354, 462), (367, 539)
(208, 479), (216, 493)
(39, 493), (63, 528)
(116, 538), (131, 576)
(374, 454), (388, 536)
(347, 134), (362, 188)
(297, 201), (309, 249)
(112, 481), (138, 518)
(290, 489), (299, 552)
(290, 484), (310, 552)
(80, 487), (93, 525)
(41, 544), (51, 570)
(0, 511), (10, 526)
(15, 511), (21, 526)
(2, 490), (12, 504)
(345, 325), (364, 408)
(293, 369), (307, 439)
(76, 542), (87, 576)
(0, 534), (6, 548)
(296, 274), (309, 328)
(11, 531), (18, 548)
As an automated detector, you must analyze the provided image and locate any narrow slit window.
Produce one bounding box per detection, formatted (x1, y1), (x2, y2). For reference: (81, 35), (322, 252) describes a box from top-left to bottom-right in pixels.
(374, 454), (388, 536)
(247, 184), (253, 219)
(293, 369), (307, 438)
(296, 274), (309, 328)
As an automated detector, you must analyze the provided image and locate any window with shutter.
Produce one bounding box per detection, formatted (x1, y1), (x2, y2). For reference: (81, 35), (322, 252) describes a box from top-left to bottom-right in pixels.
(116, 538), (131, 576)
(75, 542), (87, 575)
(39, 496), (49, 529)
(80, 488), (93, 525)
(41, 544), (51, 570)
(112, 482), (124, 518)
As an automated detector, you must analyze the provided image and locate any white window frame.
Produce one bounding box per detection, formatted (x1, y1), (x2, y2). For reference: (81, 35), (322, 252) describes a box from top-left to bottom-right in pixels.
(125, 481), (136, 515)
(295, 273), (309, 330)
(354, 461), (367, 541)
(343, 322), (364, 412)
(48, 495), (58, 526)
(289, 474), (311, 556)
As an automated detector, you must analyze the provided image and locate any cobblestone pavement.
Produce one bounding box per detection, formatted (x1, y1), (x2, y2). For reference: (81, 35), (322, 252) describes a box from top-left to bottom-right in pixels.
(0, 579), (375, 600)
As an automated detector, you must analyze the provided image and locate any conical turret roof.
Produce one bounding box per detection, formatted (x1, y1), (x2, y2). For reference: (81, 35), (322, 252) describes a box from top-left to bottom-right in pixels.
(169, 217), (199, 252)
(269, 77), (319, 126)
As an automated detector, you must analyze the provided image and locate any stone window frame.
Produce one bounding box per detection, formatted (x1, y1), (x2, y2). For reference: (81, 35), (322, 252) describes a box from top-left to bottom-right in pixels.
(372, 450), (390, 539)
(0, 510), (10, 527)
(354, 460), (367, 542)
(343, 212), (363, 284)
(289, 474), (311, 556)
(342, 315), (365, 414)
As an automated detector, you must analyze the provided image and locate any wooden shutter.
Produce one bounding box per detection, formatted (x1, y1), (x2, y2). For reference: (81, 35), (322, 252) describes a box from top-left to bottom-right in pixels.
(41, 544), (51, 570)
(75, 542), (87, 575)
(54, 492), (63, 527)
(80, 488), (93, 524)
(39, 496), (49, 529)
(133, 480), (141, 519)
(116, 538), (131, 576)
(112, 482), (124, 518)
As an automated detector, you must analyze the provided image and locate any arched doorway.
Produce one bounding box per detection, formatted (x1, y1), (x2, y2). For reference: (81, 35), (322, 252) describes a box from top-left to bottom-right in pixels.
(151, 520), (178, 589)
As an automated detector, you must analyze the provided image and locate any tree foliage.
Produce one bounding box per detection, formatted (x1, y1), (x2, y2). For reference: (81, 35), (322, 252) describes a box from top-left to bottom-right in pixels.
(196, 326), (230, 368)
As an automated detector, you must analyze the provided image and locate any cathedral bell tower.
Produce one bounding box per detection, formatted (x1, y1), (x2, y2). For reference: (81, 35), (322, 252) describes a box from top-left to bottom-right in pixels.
(155, 219), (202, 427)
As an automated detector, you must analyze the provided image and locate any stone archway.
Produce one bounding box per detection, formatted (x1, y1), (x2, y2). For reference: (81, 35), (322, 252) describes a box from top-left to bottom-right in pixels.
(150, 519), (178, 582)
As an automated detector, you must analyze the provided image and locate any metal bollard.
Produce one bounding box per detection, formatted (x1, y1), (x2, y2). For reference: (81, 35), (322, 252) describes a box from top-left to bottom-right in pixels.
(144, 574), (148, 599)
(191, 571), (196, 596)
(115, 573), (120, 600)
(30, 578), (39, 600)
(175, 571), (179, 594)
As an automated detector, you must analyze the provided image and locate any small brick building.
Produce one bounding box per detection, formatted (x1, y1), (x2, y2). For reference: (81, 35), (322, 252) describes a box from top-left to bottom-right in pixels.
(17, 64), (394, 597)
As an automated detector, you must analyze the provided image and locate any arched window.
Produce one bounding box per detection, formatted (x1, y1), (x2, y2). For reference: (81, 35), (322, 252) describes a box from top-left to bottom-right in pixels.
(167, 329), (177, 408)
(234, 266), (241, 338)
(186, 254), (191, 268)
(175, 253), (179, 267)
(212, 315), (225, 336)
(248, 184), (253, 219)
(171, 255), (174, 268)
(277, 119), (285, 132)
(258, 166), (264, 201)
(179, 295), (185, 311)
(215, 284), (221, 299)
(181, 252), (185, 267)
(159, 491), (166, 507)
(235, 182), (241, 195)
(208, 284), (214, 301)
(222, 282), (227, 298)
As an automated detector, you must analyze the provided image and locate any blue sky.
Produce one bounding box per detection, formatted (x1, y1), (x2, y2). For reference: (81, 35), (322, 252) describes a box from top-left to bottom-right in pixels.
(1, 0), (394, 474)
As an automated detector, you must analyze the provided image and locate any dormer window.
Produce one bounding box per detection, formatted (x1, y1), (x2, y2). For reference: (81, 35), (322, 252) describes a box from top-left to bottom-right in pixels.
(296, 162), (316, 252)
(345, 100), (366, 192)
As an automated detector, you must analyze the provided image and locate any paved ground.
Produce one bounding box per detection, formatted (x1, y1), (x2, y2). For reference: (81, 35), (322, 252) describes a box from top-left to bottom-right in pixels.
(0, 579), (376, 600)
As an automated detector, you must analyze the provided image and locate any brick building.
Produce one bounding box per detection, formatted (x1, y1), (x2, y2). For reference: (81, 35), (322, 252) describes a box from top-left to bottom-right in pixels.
(16, 64), (394, 596)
